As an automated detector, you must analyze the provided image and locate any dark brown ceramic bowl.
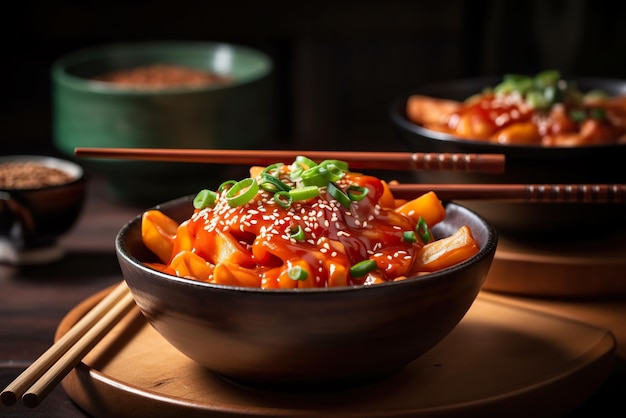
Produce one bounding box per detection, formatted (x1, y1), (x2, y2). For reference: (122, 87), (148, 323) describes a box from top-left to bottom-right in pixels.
(116, 195), (497, 389)
(390, 76), (626, 240)
(0, 155), (86, 251)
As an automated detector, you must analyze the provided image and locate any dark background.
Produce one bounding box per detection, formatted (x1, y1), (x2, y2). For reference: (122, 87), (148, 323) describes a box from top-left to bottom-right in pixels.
(2, 0), (626, 155)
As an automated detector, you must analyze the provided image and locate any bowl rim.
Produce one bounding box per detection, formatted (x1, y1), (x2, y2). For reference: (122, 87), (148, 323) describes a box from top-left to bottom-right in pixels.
(51, 40), (274, 95)
(0, 154), (85, 191)
(115, 195), (498, 295)
(390, 74), (626, 153)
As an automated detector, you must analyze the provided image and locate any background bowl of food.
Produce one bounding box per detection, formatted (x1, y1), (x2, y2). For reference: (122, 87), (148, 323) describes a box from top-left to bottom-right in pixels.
(52, 41), (274, 205)
(0, 154), (86, 264)
(390, 71), (626, 240)
(115, 156), (498, 388)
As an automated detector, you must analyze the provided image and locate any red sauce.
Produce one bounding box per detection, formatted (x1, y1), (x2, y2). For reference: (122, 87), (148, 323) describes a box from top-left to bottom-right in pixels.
(450, 93), (533, 137)
(182, 172), (422, 288)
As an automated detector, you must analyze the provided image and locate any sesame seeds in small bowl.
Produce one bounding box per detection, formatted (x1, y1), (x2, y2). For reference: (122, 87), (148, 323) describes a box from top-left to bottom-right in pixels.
(0, 155), (86, 265)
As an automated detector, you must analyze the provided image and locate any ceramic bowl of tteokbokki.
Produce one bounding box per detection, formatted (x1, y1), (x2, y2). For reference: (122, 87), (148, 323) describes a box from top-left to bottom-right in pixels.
(390, 70), (626, 238)
(116, 155), (498, 389)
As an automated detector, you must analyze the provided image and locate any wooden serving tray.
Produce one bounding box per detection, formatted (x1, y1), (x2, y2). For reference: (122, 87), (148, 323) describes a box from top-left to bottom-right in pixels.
(483, 229), (626, 298)
(56, 289), (616, 418)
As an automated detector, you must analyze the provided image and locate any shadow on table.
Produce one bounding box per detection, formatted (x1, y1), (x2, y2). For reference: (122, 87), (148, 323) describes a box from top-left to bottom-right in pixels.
(10, 250), (122, 284)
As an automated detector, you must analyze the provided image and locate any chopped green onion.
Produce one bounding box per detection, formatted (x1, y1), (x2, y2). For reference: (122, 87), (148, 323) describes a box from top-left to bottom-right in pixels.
(288, 265), (308, 281)
(496, 74), (533, 94)
(416, 216), (431, 243)
(350, 259), (378, 277)
(289, 185), (320, 201)
(318, 164), (345, 182)
(403, 231), (417, 243)
(294, 156), (318, 169)
(261, 163), (284, 177)
(319, 159), (349, 172)
(193, 189), (217, 209)
(533, 70), (560, 89)
(347, 185), (368, 202)
(225, 178), (258, 207)
(259, 173), (291, 193)
(590, 107), (606, 120)
(525, 90), (550, 110)
(274, 191), (293, 209)
(570, 109), (586, 122)
(300, 166), (328, 187)
(290, 156), (318, 182)
(327, 182), (351, 208)
(289, 225), (306, 241)
(542, 85), (557, 105)
(218, 180), (237, 193)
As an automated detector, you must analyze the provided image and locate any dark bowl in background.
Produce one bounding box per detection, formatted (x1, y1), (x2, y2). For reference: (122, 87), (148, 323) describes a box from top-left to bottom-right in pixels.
(0, 155), (86, 264)
(116, 195), (497, 389)
(390, 76), (626, 240)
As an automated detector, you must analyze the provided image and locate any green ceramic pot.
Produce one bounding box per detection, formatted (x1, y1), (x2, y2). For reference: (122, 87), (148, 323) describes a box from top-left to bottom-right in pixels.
(52, 41), (274, 204)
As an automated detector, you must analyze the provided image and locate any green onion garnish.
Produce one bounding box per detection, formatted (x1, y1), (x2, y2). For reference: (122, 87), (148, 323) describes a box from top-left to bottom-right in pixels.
(347, 185), (368, 202)
(193, 189), (217, 209)
(300, 166), (328, 187)
(327, 182), (351, 208)
(319, 159), (349, 172)
(318, 163), (345, 182)
(259, 173), (291, 193)
(294, 155), (318, 169)
(525, 90), (550, 110)
(289, 185), (320, 201)
(218, 180), (237, 193)
(289, 225), (306, 241)
(261, 162), (284, 177)
(403, 231), (417, 243)
(225, 178), (259, 207)
(290, 156), (318, 182)
(533, 70), (560, 89)
(350, 259), (378, 277)
(274, 191), (293, 209)
(570, 109), (586, 122)
(417, 216), (431, 243)
(288, 265), (308, 281)
(590, 108), (606, 120)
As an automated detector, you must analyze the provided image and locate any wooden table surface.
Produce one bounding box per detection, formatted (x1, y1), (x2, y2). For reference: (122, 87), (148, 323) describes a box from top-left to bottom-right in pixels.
(1, 176), (624, 417)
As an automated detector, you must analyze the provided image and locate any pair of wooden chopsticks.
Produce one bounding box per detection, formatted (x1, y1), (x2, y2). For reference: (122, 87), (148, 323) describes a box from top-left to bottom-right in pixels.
(74, 147), (506, 173)
(0, 282), (135, 408)
(389, 183), (626, 203)
(74, 147), (626, 203)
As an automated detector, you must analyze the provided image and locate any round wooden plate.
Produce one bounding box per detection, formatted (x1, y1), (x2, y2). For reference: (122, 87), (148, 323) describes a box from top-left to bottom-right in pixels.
(483, 229), (626, 298)
(57, 289), (616, 418)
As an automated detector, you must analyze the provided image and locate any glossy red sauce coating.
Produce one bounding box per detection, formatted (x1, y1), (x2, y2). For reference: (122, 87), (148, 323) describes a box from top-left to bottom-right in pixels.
(449, 93), (533, 135)
(184, 172), (422, 287)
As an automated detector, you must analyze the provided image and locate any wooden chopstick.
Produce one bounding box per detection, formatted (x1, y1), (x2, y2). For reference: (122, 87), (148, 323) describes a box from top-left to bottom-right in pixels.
(389, 183), (626, 203)
(74, 147), (506, 174)
(0, 282), (135, 408)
